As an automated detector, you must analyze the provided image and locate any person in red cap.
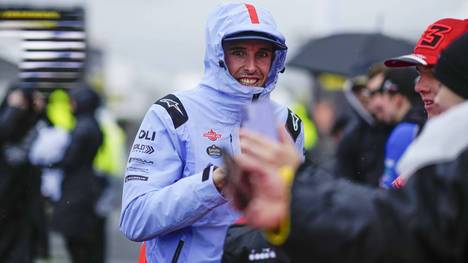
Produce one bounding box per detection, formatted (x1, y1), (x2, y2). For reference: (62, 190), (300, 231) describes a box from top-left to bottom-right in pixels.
(384, 18), (468, 118)
(224, 32), (468, 262)
(395, 32), (468, 187)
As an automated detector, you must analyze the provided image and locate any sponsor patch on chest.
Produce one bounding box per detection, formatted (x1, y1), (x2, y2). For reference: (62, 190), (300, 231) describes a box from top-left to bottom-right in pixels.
(203, 129), (222, 141)
(206, 144), (223, 158)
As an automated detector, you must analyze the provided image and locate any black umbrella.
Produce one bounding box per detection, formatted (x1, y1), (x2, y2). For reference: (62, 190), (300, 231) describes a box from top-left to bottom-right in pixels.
(288, 33), (414, 77)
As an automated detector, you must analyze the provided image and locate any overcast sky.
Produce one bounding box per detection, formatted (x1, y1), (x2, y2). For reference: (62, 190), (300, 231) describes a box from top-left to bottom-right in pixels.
(83, 0), (466, 72)
(1, 0), (467, 118)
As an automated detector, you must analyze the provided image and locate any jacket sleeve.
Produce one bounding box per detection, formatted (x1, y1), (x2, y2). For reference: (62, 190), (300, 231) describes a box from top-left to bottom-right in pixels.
(284, 156), (468, 263)
(380, 123), (418, 189)
(120, 105), (228, 242)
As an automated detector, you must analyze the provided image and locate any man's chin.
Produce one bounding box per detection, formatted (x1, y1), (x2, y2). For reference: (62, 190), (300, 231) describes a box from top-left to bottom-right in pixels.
(425, 104), (442, 118)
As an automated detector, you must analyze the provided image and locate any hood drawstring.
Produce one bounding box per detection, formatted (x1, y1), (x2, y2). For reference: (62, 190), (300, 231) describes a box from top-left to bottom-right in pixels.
(218, 60), (226, 69)
(252, 93), (260, 102)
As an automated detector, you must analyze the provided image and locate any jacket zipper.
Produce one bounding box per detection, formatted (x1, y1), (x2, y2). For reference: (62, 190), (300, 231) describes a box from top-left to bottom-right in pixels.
(171, 240), (184, 263)
(229, 134), (234, 154)
(252, 93), (260, 102)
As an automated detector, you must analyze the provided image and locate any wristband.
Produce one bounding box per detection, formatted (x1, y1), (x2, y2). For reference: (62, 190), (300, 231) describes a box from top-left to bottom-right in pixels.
(264, 165), (295, 245)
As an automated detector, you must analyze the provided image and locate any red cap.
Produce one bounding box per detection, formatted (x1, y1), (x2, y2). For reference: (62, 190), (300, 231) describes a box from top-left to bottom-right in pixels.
(385, 18), (468, 67)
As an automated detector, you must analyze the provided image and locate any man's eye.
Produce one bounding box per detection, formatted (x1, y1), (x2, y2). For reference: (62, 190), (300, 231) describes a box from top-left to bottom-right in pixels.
(230, 50), (244, 57)
(257, 52), (270, 58)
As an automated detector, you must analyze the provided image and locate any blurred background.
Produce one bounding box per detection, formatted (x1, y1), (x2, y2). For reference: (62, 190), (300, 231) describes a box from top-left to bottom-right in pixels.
(0, 0), (466, 262)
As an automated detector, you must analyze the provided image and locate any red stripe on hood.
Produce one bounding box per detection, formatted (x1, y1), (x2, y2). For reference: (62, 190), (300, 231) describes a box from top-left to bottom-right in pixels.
(245, 3), (259, 24)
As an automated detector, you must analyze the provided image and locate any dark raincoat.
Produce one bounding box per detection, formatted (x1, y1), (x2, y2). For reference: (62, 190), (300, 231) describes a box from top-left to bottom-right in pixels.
(52, 87), (104, 238)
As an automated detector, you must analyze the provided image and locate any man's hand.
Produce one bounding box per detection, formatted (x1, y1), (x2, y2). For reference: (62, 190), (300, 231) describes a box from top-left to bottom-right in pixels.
(223, 126), (301, 229)
(232, 154), (289, 230)
(240, 125), (301, 171)
(212, 166), (226, 192)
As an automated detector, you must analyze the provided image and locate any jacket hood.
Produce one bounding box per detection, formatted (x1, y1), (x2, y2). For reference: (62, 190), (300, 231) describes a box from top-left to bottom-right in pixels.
(343, 79), (375, 126)
(69, 87), (101, 116)
(200, 2), (287, 101)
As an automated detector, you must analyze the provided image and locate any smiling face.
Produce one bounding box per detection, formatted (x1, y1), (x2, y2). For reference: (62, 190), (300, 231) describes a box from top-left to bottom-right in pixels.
(223, 40), (274, 87)
(415, 66), (443, 118)
(368, 94), (398, 124)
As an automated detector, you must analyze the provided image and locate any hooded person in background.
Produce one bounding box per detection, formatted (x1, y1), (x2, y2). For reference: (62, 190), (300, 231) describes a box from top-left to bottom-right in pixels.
(0, 87), (48, 263)
(225, 32), (468, 263)
(120, 2), (304, 263)
(335, 66), (394, 186)
(365, 68), (426, 188)
(52, 86), (105, 263)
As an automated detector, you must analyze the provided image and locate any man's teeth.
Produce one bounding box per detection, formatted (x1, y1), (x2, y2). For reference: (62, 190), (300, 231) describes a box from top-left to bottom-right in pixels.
(239, 78), (257, 85)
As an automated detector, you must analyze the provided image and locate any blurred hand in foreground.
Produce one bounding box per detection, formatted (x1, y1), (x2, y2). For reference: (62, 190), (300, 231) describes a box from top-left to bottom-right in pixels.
(239, 125), (301, 170)
(225, 125), (301, 229)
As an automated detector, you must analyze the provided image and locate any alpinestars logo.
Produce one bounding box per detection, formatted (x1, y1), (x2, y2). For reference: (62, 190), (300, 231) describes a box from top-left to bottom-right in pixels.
(203, 129), (222, 141)
(132, 144), (155, 154)
(290, 112), (300, 131)
(160, 98), (183, 115)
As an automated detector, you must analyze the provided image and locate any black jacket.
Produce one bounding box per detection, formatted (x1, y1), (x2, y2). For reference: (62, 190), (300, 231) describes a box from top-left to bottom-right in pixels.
(284, 146), (468, 263)
(400, 104), (426, 134)
(52, 88), (103, 238)
(222, 222), (290, 263)
(0, 99), (48, 262)
(335, 117), (393, 186)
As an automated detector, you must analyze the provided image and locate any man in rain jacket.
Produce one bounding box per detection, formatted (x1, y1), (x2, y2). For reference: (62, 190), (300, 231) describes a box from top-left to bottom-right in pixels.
(120, 2), (304, 262)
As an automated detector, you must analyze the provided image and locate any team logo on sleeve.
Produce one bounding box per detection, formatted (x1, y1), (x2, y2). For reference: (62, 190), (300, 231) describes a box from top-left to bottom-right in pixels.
(290, 112), (300, 131)
(286, 109), (301, 142)
(155, 94), (188, 129)
(203, 129), (222, 141)
(126, 166), (149, 173)
(159, 98), (183, 114)
(125, 175), (148, 183)
(138, 130), (156, 141)
(128, 158), (154, 165)
(132, 144), (155, 154)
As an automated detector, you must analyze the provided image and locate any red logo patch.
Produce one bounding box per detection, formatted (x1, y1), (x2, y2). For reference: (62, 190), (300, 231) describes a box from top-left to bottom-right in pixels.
(203, 129), (222, 141)
(392, 177), (405, 189)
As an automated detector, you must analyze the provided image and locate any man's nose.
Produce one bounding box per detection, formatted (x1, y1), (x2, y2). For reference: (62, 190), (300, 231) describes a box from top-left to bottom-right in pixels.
(244, 55), (256, 72)
(414, 81), (428, 94)
(414, 76), (430, 94)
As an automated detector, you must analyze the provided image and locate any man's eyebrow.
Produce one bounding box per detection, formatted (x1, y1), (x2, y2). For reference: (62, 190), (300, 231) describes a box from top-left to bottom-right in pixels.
(227, 46), (246, 51)
(259, 47), (274, 52)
